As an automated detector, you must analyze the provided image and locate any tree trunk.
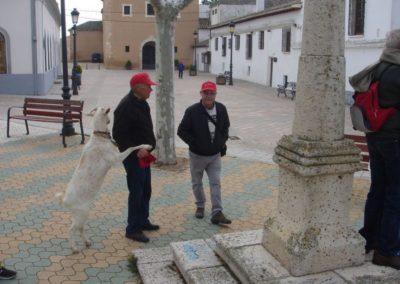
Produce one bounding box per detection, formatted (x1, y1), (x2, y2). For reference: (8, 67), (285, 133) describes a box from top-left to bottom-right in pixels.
(150, 0), (194, 165)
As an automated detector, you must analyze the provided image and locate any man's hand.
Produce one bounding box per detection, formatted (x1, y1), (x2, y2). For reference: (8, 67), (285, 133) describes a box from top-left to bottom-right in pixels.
(137, 148), (149, 159)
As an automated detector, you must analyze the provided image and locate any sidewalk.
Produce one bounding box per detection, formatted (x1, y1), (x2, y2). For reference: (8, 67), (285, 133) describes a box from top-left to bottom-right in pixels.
(0, 68), (370, 283)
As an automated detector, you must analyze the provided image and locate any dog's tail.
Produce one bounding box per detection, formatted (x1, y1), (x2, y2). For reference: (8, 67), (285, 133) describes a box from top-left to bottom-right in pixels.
(54, 192), (65, 206)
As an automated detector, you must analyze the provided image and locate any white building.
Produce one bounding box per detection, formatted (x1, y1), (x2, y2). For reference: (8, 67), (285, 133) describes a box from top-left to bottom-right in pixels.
(208, 0), (399, 93)
(0, 0), (61, 95)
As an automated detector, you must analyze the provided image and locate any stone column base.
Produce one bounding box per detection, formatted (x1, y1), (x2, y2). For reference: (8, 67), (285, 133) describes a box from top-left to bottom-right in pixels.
(263, 135), (365, 276)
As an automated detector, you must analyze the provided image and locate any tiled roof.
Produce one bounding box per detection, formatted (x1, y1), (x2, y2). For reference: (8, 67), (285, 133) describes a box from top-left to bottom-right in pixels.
(76, 21), (103, 31)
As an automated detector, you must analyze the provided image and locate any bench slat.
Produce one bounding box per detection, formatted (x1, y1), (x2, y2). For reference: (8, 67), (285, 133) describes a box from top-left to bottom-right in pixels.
(24, 104), (82, 113)
(25, 98), (83, 106)
(9, 115), (80, 123)
(23, 110), (81, 119)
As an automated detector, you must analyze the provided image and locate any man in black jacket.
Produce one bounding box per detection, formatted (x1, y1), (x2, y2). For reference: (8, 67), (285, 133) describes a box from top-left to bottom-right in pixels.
(178, 81), (231, 225)
(350, 29), (400, 269)
(112, 72), (159, 243)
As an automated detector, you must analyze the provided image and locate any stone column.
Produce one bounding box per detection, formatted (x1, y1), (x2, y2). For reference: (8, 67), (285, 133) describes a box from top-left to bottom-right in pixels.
(262, 0), (365, 276)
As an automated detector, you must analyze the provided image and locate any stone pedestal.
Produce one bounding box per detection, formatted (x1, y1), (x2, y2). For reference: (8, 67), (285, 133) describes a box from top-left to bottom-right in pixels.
(263, 135), (365, 276)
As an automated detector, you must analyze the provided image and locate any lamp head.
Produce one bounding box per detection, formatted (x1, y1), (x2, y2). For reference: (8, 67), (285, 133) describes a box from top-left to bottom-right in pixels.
(71, 8), (80, 25)
(229, 21), (235, 34)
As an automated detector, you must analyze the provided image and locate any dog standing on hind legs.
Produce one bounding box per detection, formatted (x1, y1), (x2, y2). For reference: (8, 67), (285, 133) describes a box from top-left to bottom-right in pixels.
(55, 107), (151, 254)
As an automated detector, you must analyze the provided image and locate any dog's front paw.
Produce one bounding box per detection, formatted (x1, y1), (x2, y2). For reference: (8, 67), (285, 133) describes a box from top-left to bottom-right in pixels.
(142, 144), (152, 150)
(85, 240), (92, 248)
(72, 247), (80, 254)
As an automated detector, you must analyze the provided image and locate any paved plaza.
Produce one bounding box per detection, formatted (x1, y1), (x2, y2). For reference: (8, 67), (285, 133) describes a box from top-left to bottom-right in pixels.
(0, 67), (371, 283)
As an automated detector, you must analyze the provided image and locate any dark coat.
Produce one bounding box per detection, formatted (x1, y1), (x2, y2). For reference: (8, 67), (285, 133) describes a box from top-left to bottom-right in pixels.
(112, 91), (156, 153)
(178, 101), (230, 156)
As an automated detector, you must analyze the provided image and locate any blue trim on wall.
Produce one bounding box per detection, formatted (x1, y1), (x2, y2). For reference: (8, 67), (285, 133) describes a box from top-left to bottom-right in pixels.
(0, 66), (59, 96)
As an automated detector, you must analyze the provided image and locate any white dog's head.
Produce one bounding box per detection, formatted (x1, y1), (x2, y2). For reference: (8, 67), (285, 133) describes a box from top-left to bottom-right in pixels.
(88, 107), (111, 132)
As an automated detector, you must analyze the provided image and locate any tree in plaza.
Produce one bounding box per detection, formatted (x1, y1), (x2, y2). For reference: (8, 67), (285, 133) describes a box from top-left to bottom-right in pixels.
(149, 0), (194, 165)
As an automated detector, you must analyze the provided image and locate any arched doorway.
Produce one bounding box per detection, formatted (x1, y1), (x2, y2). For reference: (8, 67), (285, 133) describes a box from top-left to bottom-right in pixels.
(0, 33), (6, 74)
(142, 41), (155, 70)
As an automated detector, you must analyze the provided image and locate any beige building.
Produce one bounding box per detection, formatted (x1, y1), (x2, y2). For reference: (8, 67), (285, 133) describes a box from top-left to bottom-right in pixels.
(102, 0), (199, 69)
(69, 21), (103, 62)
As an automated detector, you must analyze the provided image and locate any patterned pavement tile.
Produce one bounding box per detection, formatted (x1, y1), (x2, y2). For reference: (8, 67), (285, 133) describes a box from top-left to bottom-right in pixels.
(0, 134), (369, 283)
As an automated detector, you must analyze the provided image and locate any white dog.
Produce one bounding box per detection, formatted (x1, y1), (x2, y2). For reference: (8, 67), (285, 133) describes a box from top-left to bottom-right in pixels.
(55, 107), (151, 253)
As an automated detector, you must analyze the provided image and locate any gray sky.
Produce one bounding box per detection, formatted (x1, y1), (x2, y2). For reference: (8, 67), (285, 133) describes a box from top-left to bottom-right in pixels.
(55, 0), (103, 30)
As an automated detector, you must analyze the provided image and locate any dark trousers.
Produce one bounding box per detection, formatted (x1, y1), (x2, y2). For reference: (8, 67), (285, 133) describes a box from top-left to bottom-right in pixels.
(178, 70), (183, 78)
(360, 136), (400, 256)
(123, 154), (152, 234)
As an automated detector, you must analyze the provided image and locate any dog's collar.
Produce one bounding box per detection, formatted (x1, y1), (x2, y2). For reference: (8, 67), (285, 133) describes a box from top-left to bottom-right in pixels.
(93, 131), (112, 139)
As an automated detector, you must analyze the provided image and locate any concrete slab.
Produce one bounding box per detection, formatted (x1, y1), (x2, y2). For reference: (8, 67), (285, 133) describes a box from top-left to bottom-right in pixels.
(213, 230), (263, 249)
(335, 262), (400, 283)
(278, 272), (345, 284)
(139, 261), (185, 284)
(171, 239), (222, 274)
(133, 247), (173, 264)
(187, 267), (238, 284)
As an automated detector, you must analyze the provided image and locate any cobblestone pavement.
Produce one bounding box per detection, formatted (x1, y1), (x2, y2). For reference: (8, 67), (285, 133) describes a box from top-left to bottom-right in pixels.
(0, 67), (370, 283)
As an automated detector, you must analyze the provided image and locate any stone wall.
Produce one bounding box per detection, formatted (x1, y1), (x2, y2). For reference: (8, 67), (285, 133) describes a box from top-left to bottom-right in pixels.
(265, 0), (298, 9)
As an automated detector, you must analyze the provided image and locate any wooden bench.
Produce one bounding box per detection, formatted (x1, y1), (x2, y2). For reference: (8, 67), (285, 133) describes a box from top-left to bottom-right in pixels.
(277, 81), (296, 100)
(7, 98), (85, 147)
(344, 134), (369, 171)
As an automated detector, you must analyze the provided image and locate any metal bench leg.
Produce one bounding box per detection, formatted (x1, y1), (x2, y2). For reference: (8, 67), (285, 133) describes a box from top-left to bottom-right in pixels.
(7, 117), (10, 138)
(80, 120), (85, 144)
(25, 120), (29, 135)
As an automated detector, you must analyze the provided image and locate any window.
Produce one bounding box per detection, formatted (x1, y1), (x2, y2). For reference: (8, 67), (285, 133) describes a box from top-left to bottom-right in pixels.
(146, 3), (155, 16)
(259, 31), (264, 49)
(228, 38), (232, 49)
(122, 4), (132, 16)
(215, 38), (218, 51)
(282, 27), (291, 52)
(235, 35), (240, 50)
(222, 37), (227, 57)
(125, 45), (130, 52)
(0, 33), (7, 73)
(348, 0), (365, 36)
(246, 34), (252, 59)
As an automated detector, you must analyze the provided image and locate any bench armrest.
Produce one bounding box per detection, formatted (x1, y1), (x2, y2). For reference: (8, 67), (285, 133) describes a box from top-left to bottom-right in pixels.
(7, 106), (24, 118)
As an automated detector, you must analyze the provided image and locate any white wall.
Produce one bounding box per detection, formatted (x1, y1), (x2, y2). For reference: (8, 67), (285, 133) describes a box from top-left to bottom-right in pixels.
(0, 0), (33, 73)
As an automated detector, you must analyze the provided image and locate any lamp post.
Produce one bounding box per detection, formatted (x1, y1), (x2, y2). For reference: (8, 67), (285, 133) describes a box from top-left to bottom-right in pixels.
(60, 0), (75, 135)
(193, 31), (198, 76)
(229, 21), (235, 86)
(71, 8), (79, 95)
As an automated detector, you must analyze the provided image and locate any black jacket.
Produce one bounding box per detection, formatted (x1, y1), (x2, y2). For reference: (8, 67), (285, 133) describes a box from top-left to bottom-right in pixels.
(178, 101), (230, 156)
(112, 91), (156, 153)
(369, 62), (400, 138)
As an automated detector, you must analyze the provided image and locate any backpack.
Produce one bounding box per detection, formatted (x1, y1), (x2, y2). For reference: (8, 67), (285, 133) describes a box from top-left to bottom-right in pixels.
(350, 65), (396, 133)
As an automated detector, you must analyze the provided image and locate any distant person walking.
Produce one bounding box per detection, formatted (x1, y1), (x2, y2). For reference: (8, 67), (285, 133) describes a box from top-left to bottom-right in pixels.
(177, 62), (185, 79)
(349, 29), (400, 270)
(177, 81), (231, 225)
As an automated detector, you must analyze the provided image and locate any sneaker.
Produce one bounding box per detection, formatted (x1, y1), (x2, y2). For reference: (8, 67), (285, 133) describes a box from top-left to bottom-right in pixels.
(142, 223), (160, 231)
(211, 211), (232, 225)
(372, 251), (400, 270)
(0, 266), (17, 280)
(125, 231), (149, 243)
(195, 208), (204, 219)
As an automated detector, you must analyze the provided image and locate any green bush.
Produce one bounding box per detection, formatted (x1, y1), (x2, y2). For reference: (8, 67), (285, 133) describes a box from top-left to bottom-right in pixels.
(75, 64), (82, 74)
(125, 60), (133, 70)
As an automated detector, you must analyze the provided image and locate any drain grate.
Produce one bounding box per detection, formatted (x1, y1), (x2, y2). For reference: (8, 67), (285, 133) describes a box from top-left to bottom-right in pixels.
(229, 136), (240, 140)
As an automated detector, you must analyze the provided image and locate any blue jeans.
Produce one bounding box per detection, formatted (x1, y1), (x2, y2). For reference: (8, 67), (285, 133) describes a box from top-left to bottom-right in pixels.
(360, 136), (400, 256)
(123, 154), (152, 234)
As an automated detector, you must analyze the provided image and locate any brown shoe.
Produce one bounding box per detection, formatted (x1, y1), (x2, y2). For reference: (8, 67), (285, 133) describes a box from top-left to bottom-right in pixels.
(195, 208), (204, 219)
(372, 251), (400, 270)
(211, 211), (232, 225)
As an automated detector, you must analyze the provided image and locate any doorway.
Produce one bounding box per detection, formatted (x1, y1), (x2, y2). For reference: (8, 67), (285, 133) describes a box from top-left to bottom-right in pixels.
(0, 33), (7, 74)
(142, 41), (155, 70)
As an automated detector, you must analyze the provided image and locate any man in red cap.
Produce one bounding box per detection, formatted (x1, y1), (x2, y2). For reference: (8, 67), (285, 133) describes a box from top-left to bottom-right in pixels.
(112, 72), (159, 243)
(178, 81), (232, 225)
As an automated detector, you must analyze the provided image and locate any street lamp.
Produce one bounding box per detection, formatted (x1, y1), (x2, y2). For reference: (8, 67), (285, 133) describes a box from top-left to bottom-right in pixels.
(229, 21), (235, 86)
(193, 31), (198, 76)
(71, 8), (80, 95)
(60, 0), (75, 135)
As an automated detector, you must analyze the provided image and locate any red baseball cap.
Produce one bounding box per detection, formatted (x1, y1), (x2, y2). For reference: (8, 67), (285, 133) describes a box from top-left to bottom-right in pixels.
(200, 81), (217, 93)
(130, 72), (157, 88)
